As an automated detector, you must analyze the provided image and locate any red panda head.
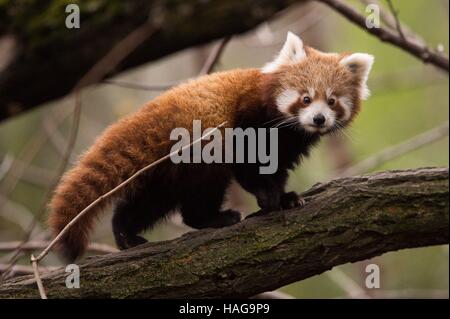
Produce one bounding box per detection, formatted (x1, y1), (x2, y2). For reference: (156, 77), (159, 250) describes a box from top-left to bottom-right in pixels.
(261, 32), (374, 134)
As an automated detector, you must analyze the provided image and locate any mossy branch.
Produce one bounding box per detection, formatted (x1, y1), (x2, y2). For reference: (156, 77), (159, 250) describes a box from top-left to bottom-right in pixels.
(0, 167), (447, 298)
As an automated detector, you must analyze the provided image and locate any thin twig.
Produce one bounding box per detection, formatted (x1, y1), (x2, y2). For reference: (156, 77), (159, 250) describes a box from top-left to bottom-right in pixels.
(244, 6), (328, 48)
(339, 122), (449, 177)
(30, 254), (47, 299)
(0, 96), (82, 280)
(0, 241), (118, 254)
(102, 79), (175, 91)
(34, 122), (227, 262)
(327, 267), (371, 299)
(102, 35), (232, 91)
(1, 20), (160, 281)
(0, 195), (44, 234)
(360, 0), (424, 45)
(315, 0), (449, 72)
(385, 0), (406, 41)
(199, 36), (232, 75)
(0, 263), (57, 276)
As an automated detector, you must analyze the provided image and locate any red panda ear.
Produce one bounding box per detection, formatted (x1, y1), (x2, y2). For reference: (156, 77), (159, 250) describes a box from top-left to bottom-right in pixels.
(262, 32), (306, 74)
(340, 53), (374, 100)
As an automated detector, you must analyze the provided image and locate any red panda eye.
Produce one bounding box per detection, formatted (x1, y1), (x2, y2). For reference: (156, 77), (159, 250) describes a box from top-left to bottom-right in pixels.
(303, 96), (311, 104)
(328, 98), (336, 106)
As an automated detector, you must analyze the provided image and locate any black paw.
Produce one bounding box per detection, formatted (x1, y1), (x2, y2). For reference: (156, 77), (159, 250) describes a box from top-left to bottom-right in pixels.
(116, 234), (148, 250)
(281, 192), (305, 210)
(255, 190), (281, 212)
(216, 209), (242, 227)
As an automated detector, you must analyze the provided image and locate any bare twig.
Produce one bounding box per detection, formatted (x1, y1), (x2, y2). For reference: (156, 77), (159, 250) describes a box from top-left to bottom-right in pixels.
(102, 80), (175, 91)
(360, 0), (423, 45)
(0, 95), (82, 280)
(385, 0), (406, 41)
(1, 20), (160, 281)
(315, 0), (449, 72)
(244, 6), (328, 48)
(31, 255), (47, 299)
(42, 115), (72, 157)
(339, 122), (449, 177)
(199, 36), (232, 75)
(102, 35), (232, 91)
(34, 122), (226, 262)
(0, 241), (118, 254)
(0, 105), (74, 200)
(0, 263), (57, 276)
(30, 255), (47, 299)
(327, 267), (371, 299)
(0, 195), (44, 234)
(0, 154), (53, 187)
(361, 0), (425, 41)
(0, 168), (447, 298)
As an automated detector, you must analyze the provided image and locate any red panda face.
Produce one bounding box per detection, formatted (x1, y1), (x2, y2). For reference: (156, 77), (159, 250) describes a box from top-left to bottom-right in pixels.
(262, 32), (374, 135)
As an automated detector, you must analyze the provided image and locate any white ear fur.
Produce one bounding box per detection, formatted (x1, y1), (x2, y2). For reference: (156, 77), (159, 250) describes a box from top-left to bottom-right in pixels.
(340, 53), (374, 100)
(262, 32), (306, 74)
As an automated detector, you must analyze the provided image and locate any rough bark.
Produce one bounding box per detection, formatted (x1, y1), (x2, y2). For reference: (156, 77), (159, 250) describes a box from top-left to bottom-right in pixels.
(0, 0), (303, 122)
(0, 167), (448, 298)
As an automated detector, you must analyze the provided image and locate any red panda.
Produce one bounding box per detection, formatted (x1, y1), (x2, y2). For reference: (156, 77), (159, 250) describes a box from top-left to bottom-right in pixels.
(48, 32), (374, 261)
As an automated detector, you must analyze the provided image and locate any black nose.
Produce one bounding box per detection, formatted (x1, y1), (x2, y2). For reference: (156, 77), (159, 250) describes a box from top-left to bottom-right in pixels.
(313, 114), (326, 126)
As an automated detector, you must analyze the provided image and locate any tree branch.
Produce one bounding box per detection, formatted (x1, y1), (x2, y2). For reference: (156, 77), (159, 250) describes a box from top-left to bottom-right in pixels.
(0, 0), (304, 122)
(0, 167), (447, 298)
(315, 0), (449, 72)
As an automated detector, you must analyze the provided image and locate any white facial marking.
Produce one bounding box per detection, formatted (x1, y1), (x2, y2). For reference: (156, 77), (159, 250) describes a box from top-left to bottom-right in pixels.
(307, 88), (315, 99)
(299, 101), (336, 133)
(276, 89), (300, 113)
(338, 96), (353, 121)
(326, 88), (333, 99)
(262, 32), (306, 73)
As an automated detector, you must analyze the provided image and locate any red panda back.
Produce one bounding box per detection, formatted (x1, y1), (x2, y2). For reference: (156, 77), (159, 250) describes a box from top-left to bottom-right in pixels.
(48, 69), (263, 261)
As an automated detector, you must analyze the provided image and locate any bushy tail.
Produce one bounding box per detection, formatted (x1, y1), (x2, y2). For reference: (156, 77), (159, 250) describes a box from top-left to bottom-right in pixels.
(48, 158), (121, 261)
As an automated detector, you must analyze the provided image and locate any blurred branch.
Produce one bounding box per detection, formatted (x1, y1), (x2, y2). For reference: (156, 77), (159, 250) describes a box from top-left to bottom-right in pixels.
(315, 0), (449, 72)
(0, 20), (159, 281)
(339, 122), (449, 177)
(32, 123), (226, 264)
(360, 0), (425, 46)
(0, 168), (447, 298)
(385, 0), (406, 41)
(0, 241), (118, 255)
(101, 80), (175, 92)
(244, 5), (328, 47)
(103, 35), (232, 91)
(0, 0), (303, 122)
(0, 195), (44, 234)
(327, 267), (370, 299)
(0, 264), (57, 277)
(0, 153), (51, 187)
(199, 36), (232, 75)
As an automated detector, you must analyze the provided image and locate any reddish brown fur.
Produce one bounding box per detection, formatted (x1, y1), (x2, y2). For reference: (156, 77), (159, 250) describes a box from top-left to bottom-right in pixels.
(48, 45), (369, 261)
(48, 69), (263, 260)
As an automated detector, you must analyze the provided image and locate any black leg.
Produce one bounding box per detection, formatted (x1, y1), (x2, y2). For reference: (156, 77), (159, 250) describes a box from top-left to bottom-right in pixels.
(233, 165), (289, 212)
(180, 182), (241, 229)
(112, 189), (174, 250)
